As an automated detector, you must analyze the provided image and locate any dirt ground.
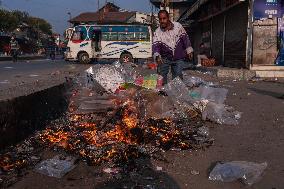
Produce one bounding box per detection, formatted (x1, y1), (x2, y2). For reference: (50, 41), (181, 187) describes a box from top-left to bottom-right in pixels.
(6, 70), (284, 189)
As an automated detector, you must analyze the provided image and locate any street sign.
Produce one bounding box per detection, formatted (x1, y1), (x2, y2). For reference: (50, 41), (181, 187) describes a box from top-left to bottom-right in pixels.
(254, 0), (283, 19)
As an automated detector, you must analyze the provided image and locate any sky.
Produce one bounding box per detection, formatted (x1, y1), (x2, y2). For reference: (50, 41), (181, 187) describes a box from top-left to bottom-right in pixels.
(1, 0), (153, 34)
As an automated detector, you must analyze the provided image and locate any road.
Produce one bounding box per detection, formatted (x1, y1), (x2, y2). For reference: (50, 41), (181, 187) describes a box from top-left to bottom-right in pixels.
(0, 59), (90, 101)
(0, 59), (284, 188)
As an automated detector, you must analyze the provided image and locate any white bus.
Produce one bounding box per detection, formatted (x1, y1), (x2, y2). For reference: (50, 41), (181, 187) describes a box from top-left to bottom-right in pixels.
(65, 24), (152, 63)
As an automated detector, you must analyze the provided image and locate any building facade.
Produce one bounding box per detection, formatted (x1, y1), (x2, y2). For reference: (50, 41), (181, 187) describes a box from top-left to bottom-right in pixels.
(70, 2), (153, 26)
(150, 0), (196, 21)
(179, 0), (284, 69)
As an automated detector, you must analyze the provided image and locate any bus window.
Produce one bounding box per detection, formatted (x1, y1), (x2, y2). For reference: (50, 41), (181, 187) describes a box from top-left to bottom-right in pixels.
(102, 32), (118, 41)
(136, 32), (150, 41)
(118, 32), (135, 41)
(72, 26), (87, 41)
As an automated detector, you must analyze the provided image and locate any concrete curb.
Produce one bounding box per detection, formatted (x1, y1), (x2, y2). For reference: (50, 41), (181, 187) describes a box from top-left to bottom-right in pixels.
(197, 66), (256, 80)
(0, 82), (71, 150)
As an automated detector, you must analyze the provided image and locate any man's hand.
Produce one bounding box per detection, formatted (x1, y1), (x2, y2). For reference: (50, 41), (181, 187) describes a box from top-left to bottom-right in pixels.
(156, 56), (163, 64)
(188, 53), (193, 61)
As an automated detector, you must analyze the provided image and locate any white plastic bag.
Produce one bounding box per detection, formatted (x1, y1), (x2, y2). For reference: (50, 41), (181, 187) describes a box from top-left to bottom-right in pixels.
(190, 86), (228, 104)
(183, 75), (205, 88)
(35, 155), (77, 178)
(86, 64), (125, 93)
(163, 77), (192, 104)
(202, 102), (242, 125)
(209, 161), (267, 186)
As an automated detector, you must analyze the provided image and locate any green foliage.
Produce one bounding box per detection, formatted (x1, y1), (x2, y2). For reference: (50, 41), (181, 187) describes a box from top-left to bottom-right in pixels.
(27, 17), (52, 35)
(0, 9), (52, 35)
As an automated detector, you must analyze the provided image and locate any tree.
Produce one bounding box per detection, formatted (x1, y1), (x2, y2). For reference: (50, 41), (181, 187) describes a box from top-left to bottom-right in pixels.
(0, 9), (17, 32)
(11, 10), (29, 25)
(27, 17), (52, 35)
(0, 9), (52, 35)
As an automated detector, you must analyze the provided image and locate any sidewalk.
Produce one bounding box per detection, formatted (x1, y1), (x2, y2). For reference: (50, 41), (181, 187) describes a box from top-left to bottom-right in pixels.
(197, 66), (256, 80)
(0, 54), (46, 61)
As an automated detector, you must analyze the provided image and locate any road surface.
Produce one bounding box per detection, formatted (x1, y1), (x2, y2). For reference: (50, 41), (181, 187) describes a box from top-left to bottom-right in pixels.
(0, 59), (90, 100)
(5, 69), (284, 189)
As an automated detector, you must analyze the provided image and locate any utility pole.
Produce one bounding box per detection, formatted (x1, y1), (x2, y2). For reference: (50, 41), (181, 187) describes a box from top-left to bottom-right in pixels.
(67, 12), (72, 27)
(97, 0), (100, 11)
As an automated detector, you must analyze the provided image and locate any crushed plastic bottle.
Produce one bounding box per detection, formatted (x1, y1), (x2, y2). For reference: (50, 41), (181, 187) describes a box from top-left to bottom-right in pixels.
(209, 161), (267, 186)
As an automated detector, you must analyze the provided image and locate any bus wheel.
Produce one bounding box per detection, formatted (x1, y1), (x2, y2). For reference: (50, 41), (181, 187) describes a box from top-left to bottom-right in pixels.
(78, 52), (90, 64)
(120, 53), (133, 63)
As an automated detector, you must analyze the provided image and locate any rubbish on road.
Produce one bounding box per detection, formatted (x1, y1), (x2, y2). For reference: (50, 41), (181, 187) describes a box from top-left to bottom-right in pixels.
(51, 70), (61, 76)
(193, 99), (209, 112)
(147, 63), (158, 70)
(86, 64), (125, 93)
(113, 61), (137, 83)
(29, 74), (39, 77)
(103, 167), (121, 174)
(156, 166), (163, 171)
(183, 75), (206, 88)
(197, 126), (210, 137)
(134, 74), (163, 90)
(202, 102), (242, 125)
(209, 161), (267, 186)
(191, 86), (228, 104)
(190, 170), (200, 175)
(136, 89), (175, 119)
(35, 155), (77, 178)
(163, 77), (192, 104)
(37, 86), (213, 167)
(0, 80), (9, 84)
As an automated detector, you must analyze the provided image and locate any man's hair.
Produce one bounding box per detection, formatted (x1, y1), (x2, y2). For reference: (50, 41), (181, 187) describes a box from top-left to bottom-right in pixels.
(158, 10), (169, 18)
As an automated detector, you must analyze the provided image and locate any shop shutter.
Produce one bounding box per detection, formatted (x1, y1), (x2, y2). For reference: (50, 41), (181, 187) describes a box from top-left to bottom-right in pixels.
(224, 1), (249, 68)
(212, 14), (225, 65)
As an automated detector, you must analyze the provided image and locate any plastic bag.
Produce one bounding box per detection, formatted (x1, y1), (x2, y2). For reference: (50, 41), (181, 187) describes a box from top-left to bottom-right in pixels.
(190, 86), (228, 104)
(35, 155), (77, 178)
(209, 161), (267, 186)
(136, 89), (175, 119)
(197, 126), (210, 137)
(183, 75), (205, 88)
(113, 61), (137, 83)
(202, 102), (242, 125)
(86, 64), (125, 93)
(163, 77), (192, 104)
(134, 74), (163, 90)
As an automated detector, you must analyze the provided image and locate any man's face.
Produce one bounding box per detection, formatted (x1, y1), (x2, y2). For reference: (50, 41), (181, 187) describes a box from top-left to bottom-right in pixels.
(158, 12), (170, 29)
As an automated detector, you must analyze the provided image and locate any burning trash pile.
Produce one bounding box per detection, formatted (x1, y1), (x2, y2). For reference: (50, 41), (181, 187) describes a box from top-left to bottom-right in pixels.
(34, 62), (240, 166)
(36, 86), (212, 167)
(0, 61), (241, 185)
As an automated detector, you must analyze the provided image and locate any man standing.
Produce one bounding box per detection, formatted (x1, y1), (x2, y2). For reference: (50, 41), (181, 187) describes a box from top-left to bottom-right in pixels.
(10, 35), (19, 62)
(197, 43), (209, 67)
(153, 10), (193, 85)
